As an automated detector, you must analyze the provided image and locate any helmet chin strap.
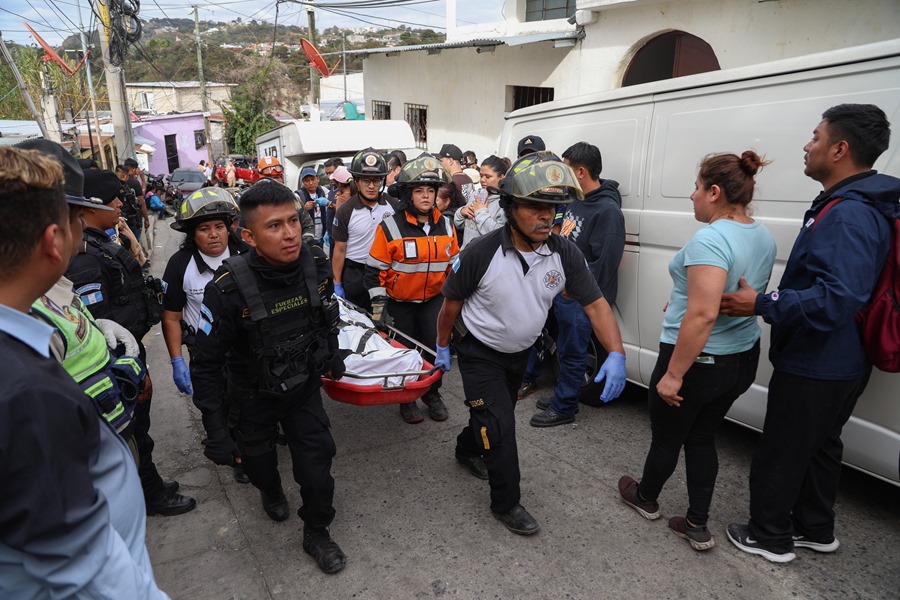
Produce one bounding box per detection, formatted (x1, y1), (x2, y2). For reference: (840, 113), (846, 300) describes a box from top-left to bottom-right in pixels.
(508, 209), (543, 251)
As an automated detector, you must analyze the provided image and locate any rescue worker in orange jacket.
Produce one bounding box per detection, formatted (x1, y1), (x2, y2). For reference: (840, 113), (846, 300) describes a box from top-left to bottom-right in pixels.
(365, 154), (459, 424)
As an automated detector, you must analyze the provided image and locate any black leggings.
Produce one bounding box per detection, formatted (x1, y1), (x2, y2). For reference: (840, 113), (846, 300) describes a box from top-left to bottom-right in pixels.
(637, 340), (760, 526)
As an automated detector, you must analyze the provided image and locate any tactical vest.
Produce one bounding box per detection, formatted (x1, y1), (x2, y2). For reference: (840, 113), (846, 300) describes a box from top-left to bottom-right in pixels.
(224, 250), (337, 396)
(31, 294), (136, 435)
(83, 235), (162, 337)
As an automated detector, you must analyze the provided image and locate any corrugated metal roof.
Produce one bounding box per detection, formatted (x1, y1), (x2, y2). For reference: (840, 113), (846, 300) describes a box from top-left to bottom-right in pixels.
(320, 30), (583, 58)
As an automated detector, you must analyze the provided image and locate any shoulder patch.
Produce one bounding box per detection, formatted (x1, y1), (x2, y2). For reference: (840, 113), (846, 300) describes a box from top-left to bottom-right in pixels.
(198, 303), (214, 336)
(74, 283), (104, 306)
(452, 256), (461, 272)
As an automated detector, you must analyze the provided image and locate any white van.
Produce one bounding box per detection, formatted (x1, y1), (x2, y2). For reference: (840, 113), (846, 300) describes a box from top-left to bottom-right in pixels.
(256, 119), (420, 190)
(499, 40), (900, 486)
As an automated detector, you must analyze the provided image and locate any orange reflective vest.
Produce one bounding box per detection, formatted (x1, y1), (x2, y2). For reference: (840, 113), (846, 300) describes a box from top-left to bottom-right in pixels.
(365, 208), (459, 302)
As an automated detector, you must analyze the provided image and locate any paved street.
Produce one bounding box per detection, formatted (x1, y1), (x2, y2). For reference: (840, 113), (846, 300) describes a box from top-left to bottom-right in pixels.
(144, 220), (899, 600)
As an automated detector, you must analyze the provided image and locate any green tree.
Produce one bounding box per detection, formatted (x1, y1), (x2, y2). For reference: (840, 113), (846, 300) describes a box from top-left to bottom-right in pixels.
(222, 67), (277, 154)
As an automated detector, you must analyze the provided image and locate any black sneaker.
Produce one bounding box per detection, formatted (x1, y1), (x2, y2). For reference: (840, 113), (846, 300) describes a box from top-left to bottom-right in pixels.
(421, 391), (449, 421)
(455, 452), (489, 479)
(146, 491), (196, 517)
(492, 504), (540, 536)
(669, 516), (715, 551)
(726, 523), (796, 563)
(303, 527), (346, 574)
(617, 475), (660, 520)
(517, 380), (537, 400)
(535, 396), (550, 410)
(792, 534), (840, 553)
(529, 408), (575, 428)
(399, 401), (425, 424)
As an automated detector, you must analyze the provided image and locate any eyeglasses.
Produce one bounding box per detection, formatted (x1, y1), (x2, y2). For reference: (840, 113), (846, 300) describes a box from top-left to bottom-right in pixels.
(357, 177), (382, 187)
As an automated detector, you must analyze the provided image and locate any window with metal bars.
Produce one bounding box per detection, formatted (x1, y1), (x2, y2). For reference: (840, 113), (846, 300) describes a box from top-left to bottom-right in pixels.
(507, 85), (555, 112)
(405, 103), (428, 148)
(525, 0), (576, 22)
(372, 100), (391, 120)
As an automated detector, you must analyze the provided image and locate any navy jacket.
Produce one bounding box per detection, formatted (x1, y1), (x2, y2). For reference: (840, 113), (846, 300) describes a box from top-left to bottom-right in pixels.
(756, 172), (900, 379)
(560, 180), (625, 305)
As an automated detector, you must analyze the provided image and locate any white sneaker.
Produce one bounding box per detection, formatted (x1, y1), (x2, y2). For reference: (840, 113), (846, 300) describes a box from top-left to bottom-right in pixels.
(792, 534), (840, 553)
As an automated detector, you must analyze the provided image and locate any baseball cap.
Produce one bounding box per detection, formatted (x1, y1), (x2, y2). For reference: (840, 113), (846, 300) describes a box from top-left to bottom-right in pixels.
(300, 167), (318, 180)
(517, 135), (546, 157)
(329, 165), (352, 184)
(14, 139), (112, 210)
(463, 168), (481, 186)
(83, 169), (126, 205)
(437, 144), (463, 162)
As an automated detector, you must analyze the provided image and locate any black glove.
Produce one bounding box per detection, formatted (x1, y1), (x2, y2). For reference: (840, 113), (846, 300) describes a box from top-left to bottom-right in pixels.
(329, 353), (346, 380)
(202, 428), (238, 466)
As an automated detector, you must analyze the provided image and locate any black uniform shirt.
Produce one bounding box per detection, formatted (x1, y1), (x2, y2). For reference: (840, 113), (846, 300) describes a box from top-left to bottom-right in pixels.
(190, 244), (335, 432)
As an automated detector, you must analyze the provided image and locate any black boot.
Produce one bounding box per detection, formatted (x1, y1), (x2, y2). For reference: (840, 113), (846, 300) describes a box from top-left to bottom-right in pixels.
(303, 527), (346, 574)
(259, 484), (289, 522)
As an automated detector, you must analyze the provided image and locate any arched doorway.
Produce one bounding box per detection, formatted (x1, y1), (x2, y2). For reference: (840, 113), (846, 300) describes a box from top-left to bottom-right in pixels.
(623, 31), (720, 87)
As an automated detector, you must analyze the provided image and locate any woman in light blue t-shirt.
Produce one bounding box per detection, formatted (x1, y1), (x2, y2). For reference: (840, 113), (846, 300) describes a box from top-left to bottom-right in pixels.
(618, 150), (777, 552)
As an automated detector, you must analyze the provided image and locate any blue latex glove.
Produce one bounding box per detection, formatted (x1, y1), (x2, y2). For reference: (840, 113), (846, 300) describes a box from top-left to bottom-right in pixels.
(171, 356), (193, 394)
(594, 351), (626, 403)
(435, 344), (452, 372)
(334, 282), (346, 299)
(316, 196), (328, 207)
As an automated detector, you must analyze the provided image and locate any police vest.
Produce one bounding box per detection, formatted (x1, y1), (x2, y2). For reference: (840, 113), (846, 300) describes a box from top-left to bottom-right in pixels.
(223, 250), (337, 396)
(31, 294), (136, 435)
(83, 236), (162, 337)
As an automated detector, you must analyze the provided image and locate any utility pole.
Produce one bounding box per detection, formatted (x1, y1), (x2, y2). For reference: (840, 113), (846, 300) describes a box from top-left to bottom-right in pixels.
(0, 32), (51, 138)
(193, 5), (212, 165)
(96, 0), (135, 164)
(193, 5), (208, 113)
(77, 0), (105, 167)
(342, 31), (347, 102)
(307, 2), (319, 108)
(39, 61), (63, 142)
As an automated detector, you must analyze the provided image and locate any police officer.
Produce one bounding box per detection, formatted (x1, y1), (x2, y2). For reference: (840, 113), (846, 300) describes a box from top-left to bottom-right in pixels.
(331, 148), (398, 312)
(435, 153), (628, 535)
(257, 155), (316, 242)
(21, 139), (142, 445)
(66, 168), (197, 517)
(161, 187), (249, 482)
(190, 180), (347, 574)
(365, 154), (458, 424)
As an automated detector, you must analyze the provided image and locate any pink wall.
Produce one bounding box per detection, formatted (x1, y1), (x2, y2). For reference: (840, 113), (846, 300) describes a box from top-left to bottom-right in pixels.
(134, 112), (210, 176)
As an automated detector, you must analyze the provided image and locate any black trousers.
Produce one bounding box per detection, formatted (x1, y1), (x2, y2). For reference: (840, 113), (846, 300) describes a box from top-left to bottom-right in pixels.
(638, 341), (759, 526)
(748, 369), (870, 552)
(387, 295), (442, 394)
(135, 342), (166, 501)
(455, 334), (530, 514)
(342, 259), (372, 313)
(230, 381), (337, 530)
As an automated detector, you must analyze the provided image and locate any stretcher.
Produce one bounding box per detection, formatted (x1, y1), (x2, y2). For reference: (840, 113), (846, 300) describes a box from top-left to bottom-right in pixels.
(320, 297), (442, 406)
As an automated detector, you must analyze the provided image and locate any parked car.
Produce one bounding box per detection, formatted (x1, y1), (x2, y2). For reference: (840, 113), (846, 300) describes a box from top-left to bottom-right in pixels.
(169, 168), (207, 210)
(214, 154), (260, 187)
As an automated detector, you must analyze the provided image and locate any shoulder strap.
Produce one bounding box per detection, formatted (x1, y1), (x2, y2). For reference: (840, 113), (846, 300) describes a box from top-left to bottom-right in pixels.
(224, 254), (268, 322)
(811, 197), (843, 230)
(299, 245), (322, 309)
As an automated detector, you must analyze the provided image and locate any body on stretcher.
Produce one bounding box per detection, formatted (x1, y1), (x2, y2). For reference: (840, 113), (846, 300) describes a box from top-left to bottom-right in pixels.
(321, 298), (442, 406)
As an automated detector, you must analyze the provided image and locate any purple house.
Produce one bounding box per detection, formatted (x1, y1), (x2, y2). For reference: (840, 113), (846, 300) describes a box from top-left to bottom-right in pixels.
(133, 112), (210, 176)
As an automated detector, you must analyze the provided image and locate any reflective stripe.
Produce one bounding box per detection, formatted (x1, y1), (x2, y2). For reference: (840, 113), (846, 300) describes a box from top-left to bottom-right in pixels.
(85, 377), (114, 398)
(382, 218), (403, 241)
(480, 426), (490, 450)
(367, 256), (391, 270)
(389, 260), (452, 274)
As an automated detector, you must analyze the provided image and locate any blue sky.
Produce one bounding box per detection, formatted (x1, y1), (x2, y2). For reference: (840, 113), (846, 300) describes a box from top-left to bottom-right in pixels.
(0, 0), (505, 46)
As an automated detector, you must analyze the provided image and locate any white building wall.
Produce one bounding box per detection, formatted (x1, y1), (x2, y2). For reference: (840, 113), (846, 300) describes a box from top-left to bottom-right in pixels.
(364, 0), (900, 160)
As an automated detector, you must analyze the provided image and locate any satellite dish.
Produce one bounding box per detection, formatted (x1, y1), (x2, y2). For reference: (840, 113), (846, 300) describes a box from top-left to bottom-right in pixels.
(301, 38), (341, 78)
(23, 22), (88, 76)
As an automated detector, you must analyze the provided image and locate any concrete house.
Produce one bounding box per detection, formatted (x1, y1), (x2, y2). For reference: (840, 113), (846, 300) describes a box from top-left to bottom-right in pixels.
(360, 0), (900, 159)
(126, 81), (236, 115)
(132, 112), (210, 176)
